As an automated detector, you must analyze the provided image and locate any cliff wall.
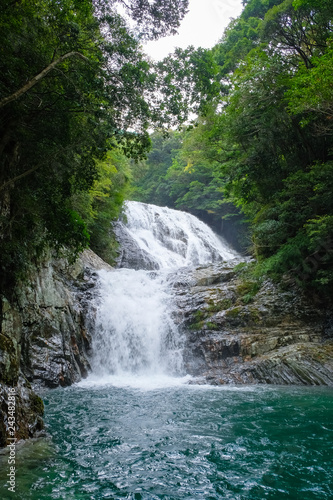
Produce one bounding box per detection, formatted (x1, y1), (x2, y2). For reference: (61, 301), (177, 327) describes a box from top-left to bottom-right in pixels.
(171, 262), (333, 385)
(0, 250), (110, 446)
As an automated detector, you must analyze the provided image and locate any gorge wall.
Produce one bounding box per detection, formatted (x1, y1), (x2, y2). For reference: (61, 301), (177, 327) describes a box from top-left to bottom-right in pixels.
(171, 262), (333, 385)
(0, 249), (110, 446)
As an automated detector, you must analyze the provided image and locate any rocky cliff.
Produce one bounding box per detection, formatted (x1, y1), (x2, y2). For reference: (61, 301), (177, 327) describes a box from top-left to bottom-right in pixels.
(170, 261), (333, 385)
(1, 250), (333, 447)
(0, 249), (111, 447)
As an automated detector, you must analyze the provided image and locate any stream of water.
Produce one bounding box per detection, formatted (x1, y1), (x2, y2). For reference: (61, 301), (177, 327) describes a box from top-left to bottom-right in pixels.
(0, 202), (332, 499)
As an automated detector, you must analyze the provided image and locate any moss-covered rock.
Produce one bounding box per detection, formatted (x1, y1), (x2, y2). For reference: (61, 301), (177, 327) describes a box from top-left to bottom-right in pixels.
(0, 378), (45, 446)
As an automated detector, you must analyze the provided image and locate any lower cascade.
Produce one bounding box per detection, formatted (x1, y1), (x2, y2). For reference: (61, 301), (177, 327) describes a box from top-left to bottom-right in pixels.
(89, 201), (238, 381)
(90, 268), (184, 379)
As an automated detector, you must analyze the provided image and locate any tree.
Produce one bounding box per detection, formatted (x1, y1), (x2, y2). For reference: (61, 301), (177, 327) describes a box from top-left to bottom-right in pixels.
(221, 0), (333, 292)
(0, 0), (189, 292)
(130, 130), (183, 206)
(72, 145), (132, 263)
(131, 125), (249, 251)
(178, 0), (333, 293)
(286, 42), (333, 135)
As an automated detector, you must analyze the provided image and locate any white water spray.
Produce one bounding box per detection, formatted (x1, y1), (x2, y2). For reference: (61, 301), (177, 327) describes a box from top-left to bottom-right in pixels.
(88, 202), (238, 386)
(91, 268), (183, 378)
(115, 201), (237, 269)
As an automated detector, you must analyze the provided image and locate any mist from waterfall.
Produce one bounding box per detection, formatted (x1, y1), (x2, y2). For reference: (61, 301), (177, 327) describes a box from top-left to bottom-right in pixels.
(87, 201), (238, 386)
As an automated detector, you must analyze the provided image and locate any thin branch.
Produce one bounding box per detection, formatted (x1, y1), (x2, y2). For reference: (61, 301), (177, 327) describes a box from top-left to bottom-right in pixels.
(0, 52), (89, 109)
(0, 164), (41, 192)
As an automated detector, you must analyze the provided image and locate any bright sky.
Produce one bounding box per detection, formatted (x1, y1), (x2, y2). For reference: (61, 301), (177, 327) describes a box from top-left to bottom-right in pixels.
(144, 0), (244, 60)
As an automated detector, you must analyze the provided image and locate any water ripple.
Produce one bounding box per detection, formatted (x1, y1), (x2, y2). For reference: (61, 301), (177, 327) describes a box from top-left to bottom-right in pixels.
(0, 385), (332, 499)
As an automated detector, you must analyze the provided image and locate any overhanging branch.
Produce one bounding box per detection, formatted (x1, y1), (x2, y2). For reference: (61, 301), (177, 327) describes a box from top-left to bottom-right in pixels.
(0, 164), (41, 192)
(0, 52), (89, 109)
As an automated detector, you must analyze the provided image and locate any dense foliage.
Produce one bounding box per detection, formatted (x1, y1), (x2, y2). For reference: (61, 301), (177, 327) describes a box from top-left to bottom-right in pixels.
(218, 0), (333, 296)
(131, 129), (249, 252)
(1, 0), (333, 300)
(0, 0), (190, 292)
(132, 0), (333, 298)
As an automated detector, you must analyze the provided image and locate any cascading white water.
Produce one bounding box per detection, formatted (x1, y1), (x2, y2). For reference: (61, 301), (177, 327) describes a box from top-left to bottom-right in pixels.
(115, 201), (237, 270)
(91, 268), (183, 379)
(89, 201), (238, 385)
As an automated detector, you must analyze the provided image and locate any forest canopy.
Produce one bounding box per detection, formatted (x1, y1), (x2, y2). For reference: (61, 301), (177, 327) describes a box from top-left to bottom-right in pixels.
(1, 0), (333, 299)
(131, 0), (333, 297)
(0, 0), (191, 292)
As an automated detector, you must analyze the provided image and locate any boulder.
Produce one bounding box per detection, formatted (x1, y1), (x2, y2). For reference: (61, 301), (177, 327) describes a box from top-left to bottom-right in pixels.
(0, 249), (107, 445)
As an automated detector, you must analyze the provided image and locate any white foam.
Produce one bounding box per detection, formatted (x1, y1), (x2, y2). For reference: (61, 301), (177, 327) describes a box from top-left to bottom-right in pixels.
(88, 202), (238, 383)
(123, 201), (238, 268)
(77, 374), (193, 391)
(90, 268), (184, 377)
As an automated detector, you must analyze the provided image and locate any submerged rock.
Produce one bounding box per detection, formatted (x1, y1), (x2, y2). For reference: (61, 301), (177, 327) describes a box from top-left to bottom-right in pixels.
(171, 261), (333, 386)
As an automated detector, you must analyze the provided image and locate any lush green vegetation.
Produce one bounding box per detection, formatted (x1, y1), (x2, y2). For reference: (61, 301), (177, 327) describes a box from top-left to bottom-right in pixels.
(131, 0), (333, 298)
(130, 129), (249, 252)
(1, 0), (333, 300)
(0, 0), (191, 293)
(215, 0), (333, 296)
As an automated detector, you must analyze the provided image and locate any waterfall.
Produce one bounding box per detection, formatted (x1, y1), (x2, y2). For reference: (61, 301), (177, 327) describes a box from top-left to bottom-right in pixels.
(90, 268), (183, 379)
(114, 201), (237, 270)
(89, 201), (238, 384)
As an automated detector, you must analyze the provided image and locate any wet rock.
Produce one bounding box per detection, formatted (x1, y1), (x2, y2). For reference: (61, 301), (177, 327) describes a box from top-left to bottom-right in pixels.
(175, 261), (333, 386)
(113, 201), (237, 269)
(0, 378), (45, 447)
(113, 221), (160, 270)
(0, 248), (106, 445)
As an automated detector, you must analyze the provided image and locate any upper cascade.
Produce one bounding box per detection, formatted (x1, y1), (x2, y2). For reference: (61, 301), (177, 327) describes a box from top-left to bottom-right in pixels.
(114, 201), (238, 270)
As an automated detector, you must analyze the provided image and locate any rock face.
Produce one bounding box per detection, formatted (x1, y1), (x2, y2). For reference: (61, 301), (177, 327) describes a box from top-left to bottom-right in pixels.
(114, 221), (160, 270)
(170, 261), (333, 386)
(0, 249), (108, 446)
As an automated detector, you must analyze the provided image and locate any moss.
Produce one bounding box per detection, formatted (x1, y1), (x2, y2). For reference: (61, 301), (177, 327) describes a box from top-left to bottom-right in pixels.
(236, 280), (261, 304)
(29, 394), (44, 416)
(233, 261), (250, 274)
(220, 298), (233, 310)
(0, 334), (19, 385)
(237, 280), (258, 295)
(189, 321), (205, 331)
(193, 310), (205, 322)
(0, 333), (15, 353)
(207, 298), (233, 312)
(312, 344), (333, 362)
(205, 321), (218, 330)
(225, 306), (242, 318)
(206, 301), (219, 313)
(249, 307), (261, 323)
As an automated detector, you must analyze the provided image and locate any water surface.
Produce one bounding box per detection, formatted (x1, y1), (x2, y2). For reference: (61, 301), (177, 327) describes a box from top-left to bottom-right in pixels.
(1, 381), (332, 499)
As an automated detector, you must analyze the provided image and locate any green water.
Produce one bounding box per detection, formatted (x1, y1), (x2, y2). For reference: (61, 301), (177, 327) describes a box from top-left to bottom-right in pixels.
(1, 382), (333, 499)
